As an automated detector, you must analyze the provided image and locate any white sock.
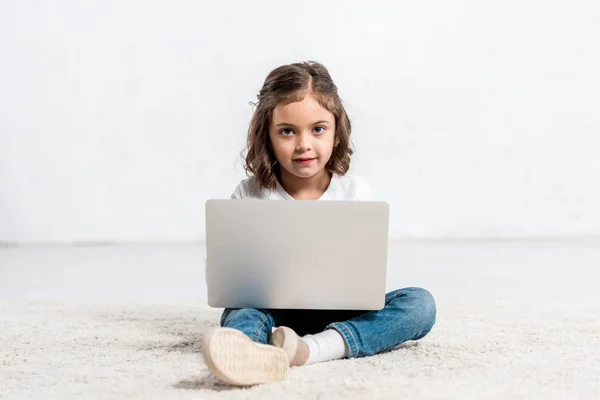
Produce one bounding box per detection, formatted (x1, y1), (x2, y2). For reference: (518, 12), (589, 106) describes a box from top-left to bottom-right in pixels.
(302, 329), (348, 365)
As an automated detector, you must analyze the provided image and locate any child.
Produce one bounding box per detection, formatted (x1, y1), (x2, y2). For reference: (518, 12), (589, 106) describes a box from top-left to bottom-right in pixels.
(202, 61), (436, 386)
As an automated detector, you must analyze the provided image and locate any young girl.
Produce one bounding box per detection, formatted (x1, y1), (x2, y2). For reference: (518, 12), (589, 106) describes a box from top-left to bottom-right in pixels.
(202, 61), (436, 386)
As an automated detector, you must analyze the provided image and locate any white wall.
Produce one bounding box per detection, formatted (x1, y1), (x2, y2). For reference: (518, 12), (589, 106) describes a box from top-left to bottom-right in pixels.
(1, 0), (599, 243)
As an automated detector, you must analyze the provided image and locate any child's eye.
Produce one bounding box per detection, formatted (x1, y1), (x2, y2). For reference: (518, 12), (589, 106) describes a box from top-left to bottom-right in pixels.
(313, 126), (326, 135)
(280, 128), (294, 136)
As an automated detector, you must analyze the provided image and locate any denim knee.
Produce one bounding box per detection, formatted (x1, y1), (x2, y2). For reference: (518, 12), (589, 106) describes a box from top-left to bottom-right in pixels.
(220, 308), (266, 327)
(220, 308), (236, 327)
(409, 287), (437, 337)
(387, 287), (436, 338)
(219, 308), (274, 343)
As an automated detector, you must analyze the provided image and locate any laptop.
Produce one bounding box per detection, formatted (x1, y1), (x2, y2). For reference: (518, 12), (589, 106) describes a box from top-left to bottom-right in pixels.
(204, 199), (389, 310)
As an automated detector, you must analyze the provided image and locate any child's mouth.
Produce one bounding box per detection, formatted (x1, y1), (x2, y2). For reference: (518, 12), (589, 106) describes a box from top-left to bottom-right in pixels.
(294, 158), (315, 165)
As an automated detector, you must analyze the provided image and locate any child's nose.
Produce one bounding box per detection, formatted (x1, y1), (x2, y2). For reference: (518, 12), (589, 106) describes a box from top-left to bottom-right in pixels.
(296, 131), (312, 151)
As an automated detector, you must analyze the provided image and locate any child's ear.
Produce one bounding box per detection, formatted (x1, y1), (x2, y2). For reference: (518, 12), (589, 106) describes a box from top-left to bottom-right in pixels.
(334, 135), (340, 147)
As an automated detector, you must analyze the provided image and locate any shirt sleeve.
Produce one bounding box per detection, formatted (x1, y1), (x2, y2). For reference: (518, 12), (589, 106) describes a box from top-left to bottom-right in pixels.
(357, 177), (374, 201)
(230, 182), (243, 199)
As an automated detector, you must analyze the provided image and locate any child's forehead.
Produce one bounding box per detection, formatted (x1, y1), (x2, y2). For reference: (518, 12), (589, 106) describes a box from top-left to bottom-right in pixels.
(272, 93), (333, 122)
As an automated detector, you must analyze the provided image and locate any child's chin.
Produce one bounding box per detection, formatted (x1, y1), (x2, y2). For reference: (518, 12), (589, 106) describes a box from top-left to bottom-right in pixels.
(294, 169), (325, 179)
(282, 165), (325, 180)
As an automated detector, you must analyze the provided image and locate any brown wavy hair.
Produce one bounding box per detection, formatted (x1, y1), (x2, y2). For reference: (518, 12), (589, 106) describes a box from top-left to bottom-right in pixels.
(243, 61), (353, 191)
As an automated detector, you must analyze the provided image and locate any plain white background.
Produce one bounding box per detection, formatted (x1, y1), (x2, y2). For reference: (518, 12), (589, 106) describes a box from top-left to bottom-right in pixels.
(1, 1), (599, 244)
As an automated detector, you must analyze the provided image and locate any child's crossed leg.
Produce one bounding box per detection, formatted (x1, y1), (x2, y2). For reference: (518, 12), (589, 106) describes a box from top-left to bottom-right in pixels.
(202, 287), (436, 386)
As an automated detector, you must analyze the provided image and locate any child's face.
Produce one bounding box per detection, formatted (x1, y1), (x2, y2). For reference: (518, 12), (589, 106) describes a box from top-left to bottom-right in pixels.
(269, 93), (336, 182)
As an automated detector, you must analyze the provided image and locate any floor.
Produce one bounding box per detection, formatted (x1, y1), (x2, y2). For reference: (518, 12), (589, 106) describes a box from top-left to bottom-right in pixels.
(1, 240), (599, 399)
(2, 240), (599, 303)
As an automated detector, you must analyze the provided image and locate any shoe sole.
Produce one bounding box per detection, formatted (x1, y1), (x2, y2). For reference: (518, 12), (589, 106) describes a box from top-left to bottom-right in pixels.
(202, 328), (288, 386)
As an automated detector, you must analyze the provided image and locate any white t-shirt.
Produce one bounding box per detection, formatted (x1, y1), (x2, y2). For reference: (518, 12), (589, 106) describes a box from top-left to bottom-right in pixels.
(231, 174), (374, 201)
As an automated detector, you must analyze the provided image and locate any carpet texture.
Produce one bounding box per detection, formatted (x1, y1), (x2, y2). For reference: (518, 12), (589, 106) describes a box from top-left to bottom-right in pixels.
(2, 299), (599, 399)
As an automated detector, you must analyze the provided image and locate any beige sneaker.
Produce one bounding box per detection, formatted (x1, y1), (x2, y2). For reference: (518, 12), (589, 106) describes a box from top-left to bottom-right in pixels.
(269, 326), (310, 367)
(202, 328), (289, 386)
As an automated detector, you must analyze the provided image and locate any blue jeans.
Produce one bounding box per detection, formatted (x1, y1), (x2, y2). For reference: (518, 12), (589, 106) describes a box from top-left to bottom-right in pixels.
(220, 287), (436, 358)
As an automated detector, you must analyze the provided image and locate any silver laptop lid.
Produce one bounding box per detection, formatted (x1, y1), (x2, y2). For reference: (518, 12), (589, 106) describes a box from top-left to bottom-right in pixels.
(205, 200), (389, 310)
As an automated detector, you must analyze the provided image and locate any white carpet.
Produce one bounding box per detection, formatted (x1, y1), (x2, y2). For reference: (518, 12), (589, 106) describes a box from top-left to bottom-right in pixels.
(1, 242), (600, 399)
(2, 299), (599, 399)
